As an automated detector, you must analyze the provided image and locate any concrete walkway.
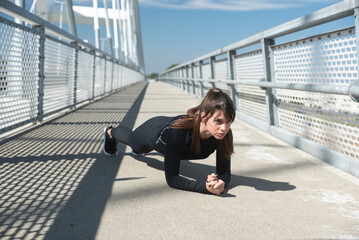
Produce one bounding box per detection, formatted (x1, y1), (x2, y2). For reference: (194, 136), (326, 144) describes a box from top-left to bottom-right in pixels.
(1, 81), (359, 240)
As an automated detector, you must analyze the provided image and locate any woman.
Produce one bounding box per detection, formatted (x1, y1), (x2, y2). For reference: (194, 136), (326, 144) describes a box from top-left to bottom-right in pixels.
(102, 88), (235, 195)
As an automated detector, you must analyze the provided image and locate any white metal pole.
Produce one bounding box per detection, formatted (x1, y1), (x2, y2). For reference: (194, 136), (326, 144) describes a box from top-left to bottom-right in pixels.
(129, 0), (137, 66)
(93, 0), (100, 49)
(126, 0), (134, 65)
(123, 20), (129, 64)
(59, 1), (64, 29)
(103, 0), (114, 56)
(116, 0), (125, 61)
(65, 0), (78, 37)
(112, 0), (119, 59)
(14, 0), (24, 24)
(56, 1), (65, 69)
(121, 0), (129, 64)
(13, 0), (24, 98)
(30, 0), (37, 13)
(133, 0), (145, 72)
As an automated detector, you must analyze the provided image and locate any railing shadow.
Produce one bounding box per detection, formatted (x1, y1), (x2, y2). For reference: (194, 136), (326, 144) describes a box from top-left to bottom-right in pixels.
(0, 82), (148, 240)
(129, 153), (297, 198)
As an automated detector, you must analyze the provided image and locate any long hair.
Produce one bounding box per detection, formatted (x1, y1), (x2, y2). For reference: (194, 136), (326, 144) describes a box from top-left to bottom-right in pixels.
(170, 88), (235, 159)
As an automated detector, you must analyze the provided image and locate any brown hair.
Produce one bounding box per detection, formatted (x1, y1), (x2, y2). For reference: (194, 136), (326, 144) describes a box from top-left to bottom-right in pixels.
(170, 88), (235, 159)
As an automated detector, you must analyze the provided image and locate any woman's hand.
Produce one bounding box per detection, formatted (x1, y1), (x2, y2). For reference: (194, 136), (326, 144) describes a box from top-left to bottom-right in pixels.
(207, 173), (218, 182)
(206, 173), (225, 195)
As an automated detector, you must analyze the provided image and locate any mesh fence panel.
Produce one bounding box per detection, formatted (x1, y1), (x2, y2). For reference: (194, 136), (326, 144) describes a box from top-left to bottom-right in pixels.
(194, 65), (199, 78)
(180, 68), (185, 79)
(273, 27), (359, 159)
(0, 21), (39, 131)
(118, 65), (124, 88)
(105, 60), (113, 92)
(77, 50), (94, 103)
(112, 63), (119, 90)
(214, 82), (232, 97)
(214, 59), (228, 79)
(124, 65), (128, 88)
(0, 16), (143, 134)
(94, 56), (105, 97)
(202, 63), (211, 79)
(187, 67), (191, 78)
(202, 81), (213, 93)
(43, 38), (75, 114)
(235, 50), (267, 122)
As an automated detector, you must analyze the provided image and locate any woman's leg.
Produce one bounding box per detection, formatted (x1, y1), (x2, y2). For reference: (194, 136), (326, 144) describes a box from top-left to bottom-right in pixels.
(110, 116), (173, 154)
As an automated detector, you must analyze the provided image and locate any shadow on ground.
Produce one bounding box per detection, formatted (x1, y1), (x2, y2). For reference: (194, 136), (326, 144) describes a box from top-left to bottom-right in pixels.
(0, 82), (148, 240)
(129, 152), (297, 198)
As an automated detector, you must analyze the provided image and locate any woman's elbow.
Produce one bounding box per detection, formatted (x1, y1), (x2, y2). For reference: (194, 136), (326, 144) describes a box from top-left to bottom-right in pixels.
(165, 175), (176, 188)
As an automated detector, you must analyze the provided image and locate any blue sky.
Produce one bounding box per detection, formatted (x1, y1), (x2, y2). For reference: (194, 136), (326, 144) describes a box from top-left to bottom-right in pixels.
(138, 0), (352, 74)
(16, 0), (354, 74)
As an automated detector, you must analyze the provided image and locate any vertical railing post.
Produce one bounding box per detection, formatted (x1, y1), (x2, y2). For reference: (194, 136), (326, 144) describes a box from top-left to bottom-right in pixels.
(191, 63), (196, 96)
(115, 60), (119, 90)
(227, 50), (238, 111)
(176, 70), (180, 88)
(210, 56), (216, 88)
(186, 65), (190, 93)
(34, 25), (45, 122)
(261, 38), (276, 132)
(91, 50), (96, 99)
(71, 42), (79, 108)
(119, 62), (122, 89)
(199, 60), (204, 98)
(355, 8), (359, 85)
(111, 59), (114, 92)
(182, 67), (185, 90)
(103, 55), (107, 95)
(269, 43), (278, 127)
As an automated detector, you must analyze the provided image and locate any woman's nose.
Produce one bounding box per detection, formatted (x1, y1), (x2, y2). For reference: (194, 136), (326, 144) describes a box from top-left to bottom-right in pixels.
(220, 124), (228, 131)
(221, 123), (231, 131)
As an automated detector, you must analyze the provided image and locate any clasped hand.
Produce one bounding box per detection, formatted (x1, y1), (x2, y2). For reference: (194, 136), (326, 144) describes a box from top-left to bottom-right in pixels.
(206, 173), (225, 195)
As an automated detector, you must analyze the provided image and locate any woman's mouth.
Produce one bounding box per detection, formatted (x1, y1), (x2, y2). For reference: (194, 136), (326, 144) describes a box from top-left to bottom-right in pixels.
(217, 133), (225, 138)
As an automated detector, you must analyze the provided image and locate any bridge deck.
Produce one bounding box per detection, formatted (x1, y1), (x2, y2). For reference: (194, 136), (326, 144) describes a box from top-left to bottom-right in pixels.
(1, 81), (359, 240)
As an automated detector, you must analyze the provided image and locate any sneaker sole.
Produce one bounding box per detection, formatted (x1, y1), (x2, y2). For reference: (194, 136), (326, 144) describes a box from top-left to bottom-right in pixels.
(131, 149), (145, 157)
(103, 127), (116, 156)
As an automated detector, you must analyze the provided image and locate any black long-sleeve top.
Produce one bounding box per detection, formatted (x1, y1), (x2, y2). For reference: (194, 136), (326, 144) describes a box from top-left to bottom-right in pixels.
(153, 120), (231, 194)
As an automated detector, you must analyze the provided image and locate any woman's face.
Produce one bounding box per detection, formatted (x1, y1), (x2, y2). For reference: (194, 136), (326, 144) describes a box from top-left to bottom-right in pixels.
(201, 110), (232, 140)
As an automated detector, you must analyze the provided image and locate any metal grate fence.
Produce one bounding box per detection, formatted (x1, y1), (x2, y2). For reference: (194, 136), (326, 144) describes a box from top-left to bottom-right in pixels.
(235, 50), (267, 122)
(0, 15), (144, 134)
(77, 49), (94, 103)
(43, 37), (75, 115)
(273, 27), (359, 160)
(0, 19), (40, 132)
(159, 0), (359, 177)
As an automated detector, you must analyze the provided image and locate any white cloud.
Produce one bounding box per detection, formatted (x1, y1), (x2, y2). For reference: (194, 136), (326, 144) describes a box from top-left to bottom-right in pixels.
(73, 0), (93, 4)
(71, 0), (340, 11)
(138, 0), (339, 11)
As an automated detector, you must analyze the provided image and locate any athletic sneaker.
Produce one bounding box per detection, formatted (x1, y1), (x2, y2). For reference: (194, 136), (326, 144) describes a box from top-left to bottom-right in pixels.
(131, 149), (145, 157)
(103, 127), (117, 156)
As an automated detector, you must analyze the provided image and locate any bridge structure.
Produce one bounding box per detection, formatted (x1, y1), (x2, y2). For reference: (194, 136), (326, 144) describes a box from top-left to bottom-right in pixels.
(1, 0), (359, 239)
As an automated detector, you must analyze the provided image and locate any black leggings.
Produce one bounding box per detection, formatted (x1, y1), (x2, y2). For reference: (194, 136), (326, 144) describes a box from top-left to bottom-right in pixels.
(111, 116), (173, 154)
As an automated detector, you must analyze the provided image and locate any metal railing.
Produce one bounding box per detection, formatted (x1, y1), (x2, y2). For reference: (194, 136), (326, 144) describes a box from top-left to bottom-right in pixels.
(0, 1), (145, 135)
(159, 0), (359, 177)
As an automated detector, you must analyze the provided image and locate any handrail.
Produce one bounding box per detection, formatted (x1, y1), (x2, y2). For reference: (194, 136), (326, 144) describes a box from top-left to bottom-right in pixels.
(159, 0), (359, 177)
(158, 77), (359, 102)
(0, 3), (145, 135)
